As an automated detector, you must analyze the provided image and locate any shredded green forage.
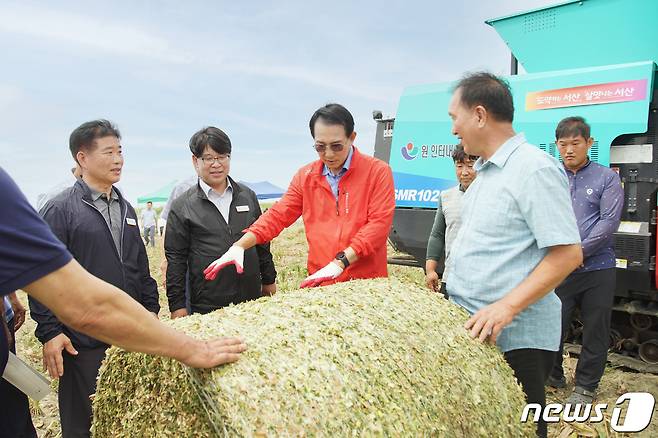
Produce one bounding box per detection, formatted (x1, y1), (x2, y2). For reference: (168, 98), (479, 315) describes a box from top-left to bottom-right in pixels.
(92, 278), (533, 437)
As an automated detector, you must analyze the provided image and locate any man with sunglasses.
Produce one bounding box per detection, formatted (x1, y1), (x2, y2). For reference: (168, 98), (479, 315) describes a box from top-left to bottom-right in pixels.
(164, 127), (276, 319)
(204, 103), (395, 288)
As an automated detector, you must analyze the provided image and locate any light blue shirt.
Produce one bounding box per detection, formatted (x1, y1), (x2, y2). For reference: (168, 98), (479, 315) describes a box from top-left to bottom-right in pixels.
(446, 133), (581, 353)
(141, 208), (157, 228)
(322, 146), (354, 198)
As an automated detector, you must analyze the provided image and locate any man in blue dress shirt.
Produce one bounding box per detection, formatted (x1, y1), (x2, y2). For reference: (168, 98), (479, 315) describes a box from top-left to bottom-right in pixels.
(445, 72), (583, 438)
(547, 117), (623, 405)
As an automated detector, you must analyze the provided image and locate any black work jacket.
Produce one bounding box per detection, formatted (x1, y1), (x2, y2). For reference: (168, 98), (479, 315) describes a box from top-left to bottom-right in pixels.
(29, 180), (160, 349)
(164, 177), (276, 314)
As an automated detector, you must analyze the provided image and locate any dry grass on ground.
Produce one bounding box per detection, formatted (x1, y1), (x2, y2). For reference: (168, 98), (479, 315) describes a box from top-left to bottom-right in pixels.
(13, 222), (658, 437)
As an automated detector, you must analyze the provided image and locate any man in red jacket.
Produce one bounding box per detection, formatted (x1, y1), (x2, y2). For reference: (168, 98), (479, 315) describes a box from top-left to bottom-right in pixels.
(205, 103), (395, 288)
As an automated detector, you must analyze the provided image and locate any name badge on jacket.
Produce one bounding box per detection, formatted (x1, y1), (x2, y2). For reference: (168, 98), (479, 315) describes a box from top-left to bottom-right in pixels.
(126, 218), (137, 226)
(236, 205), (250, 212)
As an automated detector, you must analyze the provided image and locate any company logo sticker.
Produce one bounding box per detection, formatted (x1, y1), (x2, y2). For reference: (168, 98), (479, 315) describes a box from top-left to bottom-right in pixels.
(401, 142), (418, 160)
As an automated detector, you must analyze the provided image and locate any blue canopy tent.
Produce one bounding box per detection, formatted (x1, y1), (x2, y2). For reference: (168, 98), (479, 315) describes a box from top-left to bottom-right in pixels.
(239, 181), (285, 200)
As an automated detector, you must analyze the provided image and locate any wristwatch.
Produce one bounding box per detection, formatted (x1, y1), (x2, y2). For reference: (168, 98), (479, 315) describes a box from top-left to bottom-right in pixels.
(335, 251), (350, 269)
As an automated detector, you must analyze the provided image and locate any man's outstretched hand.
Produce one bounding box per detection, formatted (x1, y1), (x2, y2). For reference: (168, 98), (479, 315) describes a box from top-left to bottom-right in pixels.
(300, 261), (343, 288)
(204, 246), (245, 280)
(179, 337), (247, 368)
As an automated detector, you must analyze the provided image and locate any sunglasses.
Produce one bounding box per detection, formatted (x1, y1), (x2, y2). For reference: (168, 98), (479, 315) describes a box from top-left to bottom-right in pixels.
(313, 143), (346, 153)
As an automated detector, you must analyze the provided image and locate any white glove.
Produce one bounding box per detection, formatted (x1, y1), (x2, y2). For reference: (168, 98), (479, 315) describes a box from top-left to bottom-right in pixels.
(300, 261), (344, 288)
(204, 246), (245, 280)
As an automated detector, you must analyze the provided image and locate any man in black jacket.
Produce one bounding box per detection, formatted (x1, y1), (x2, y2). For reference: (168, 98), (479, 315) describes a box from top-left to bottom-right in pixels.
(165, 127), (276, 318)
(29, 120), (160, 438)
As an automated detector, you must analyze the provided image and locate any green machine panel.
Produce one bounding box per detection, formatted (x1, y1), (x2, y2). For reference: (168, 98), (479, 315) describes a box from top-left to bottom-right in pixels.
(391, 61), (655, 208)
(486, 0), (658, 73)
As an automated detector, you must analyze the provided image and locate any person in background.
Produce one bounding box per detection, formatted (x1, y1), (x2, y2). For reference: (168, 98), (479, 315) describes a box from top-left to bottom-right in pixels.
(445, 72), (582, 438)
(547, 116), (623, 405)
(141, 201), (158, 247)
(29, 120), (160, 437)
(204, 103), (395, 289)
(159, 175), (198, 285)
(1, 293), (37, 438)
(0, 165), (246, 434)
(165, 127), (276, 318)
(425, 144), (478, 296)
(158, 175), (198, 314)
(36, 165), (82, 211)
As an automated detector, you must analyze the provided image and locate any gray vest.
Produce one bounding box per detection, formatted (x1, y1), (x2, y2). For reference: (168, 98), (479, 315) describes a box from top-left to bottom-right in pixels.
(441, 186), (464, 282)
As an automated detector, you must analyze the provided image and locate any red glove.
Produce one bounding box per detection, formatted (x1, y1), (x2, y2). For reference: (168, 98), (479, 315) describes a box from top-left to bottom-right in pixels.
(204, 246), (245, 281)
(299, 262), (343, 288)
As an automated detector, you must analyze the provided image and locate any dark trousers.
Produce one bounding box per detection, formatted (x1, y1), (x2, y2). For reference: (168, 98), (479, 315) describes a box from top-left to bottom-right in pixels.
(551, 269), (615, 391)
(0, 317), (37, 438)
(504, 348), (554, 438)
(58, 347), (107, 438)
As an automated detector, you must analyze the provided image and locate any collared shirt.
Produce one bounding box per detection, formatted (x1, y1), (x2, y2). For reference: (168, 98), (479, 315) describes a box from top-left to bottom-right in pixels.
(447, 133), (581, 353)
(322, 146), (354, 198)
(89, 184), (122, 253)
(141, 208), (157, 228)
(426, 185), (465, 283)
(564, 160), (623, 273)
(199, 178), (233, 223)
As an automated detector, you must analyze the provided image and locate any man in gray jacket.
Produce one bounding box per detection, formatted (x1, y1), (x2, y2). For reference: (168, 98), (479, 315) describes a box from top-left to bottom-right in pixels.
(29, 120), (160, 437)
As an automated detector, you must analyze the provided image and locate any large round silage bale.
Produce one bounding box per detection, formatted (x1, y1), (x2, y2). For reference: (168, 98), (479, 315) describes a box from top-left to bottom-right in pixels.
(92, 278), (533, 437)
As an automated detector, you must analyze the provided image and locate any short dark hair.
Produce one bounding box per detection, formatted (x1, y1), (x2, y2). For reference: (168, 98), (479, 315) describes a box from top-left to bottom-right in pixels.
(309, 103), (355, 138)
(147, 201), (153, 205)
(555, 116), (591, 140)
(189, 127), (231, 157)
(452, 144), (478, 163)
(69, 119), (121, 164)
(454, 72), (514, 123)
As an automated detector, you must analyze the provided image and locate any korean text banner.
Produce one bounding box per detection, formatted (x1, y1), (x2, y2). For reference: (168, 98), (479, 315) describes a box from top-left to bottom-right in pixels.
(526, 79), (648, 111)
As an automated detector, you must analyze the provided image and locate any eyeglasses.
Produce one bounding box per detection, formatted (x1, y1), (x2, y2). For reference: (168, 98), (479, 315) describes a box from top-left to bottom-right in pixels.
(313, 142), (347, 153)
(199, 154), (230, 165)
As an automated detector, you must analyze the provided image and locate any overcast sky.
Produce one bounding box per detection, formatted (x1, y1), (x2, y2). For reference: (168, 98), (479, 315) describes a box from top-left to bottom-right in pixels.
(0, 0), (557, 204)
